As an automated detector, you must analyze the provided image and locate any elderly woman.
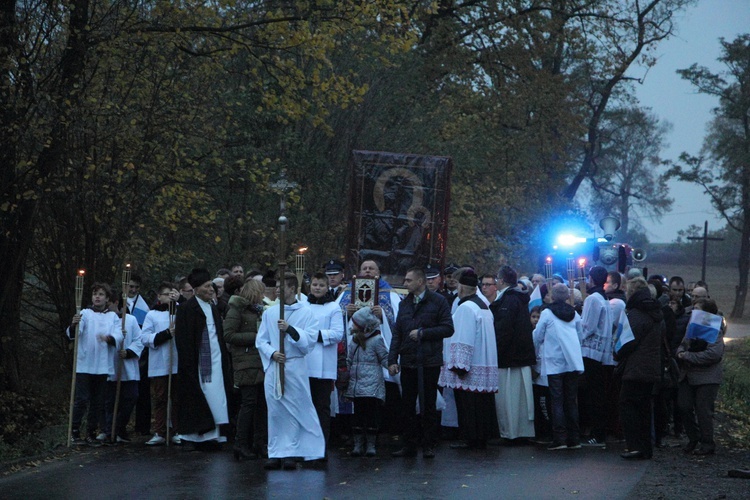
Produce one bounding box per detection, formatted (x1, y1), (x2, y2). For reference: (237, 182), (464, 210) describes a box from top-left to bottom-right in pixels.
(676, 298), (724, 455)
(223, 279), (266, 461)
(533, 284), (584, 450)
(616, 277), (663, 460)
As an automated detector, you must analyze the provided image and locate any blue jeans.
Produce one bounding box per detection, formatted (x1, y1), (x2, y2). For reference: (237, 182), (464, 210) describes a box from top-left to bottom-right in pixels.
(548, 372), (580, 444)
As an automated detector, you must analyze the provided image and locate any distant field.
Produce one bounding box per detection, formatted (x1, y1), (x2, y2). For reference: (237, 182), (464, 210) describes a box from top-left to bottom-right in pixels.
(642, 262), (748, 324)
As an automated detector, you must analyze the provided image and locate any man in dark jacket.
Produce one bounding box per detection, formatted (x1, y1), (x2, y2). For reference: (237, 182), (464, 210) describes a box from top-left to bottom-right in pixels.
(175, 268), (233, 447)
(389, 267), (454, 458)
(490, 265), (536, 441)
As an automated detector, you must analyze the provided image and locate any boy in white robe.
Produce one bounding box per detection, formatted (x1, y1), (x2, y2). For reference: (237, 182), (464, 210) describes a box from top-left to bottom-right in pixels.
(104, 307), (144, 443)
(257, 273), (324, 470)
(67, 283), (122, 446)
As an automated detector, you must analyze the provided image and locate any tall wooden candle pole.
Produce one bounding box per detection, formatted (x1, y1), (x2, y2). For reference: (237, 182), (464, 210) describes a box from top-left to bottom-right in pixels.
(166, 299), (176, 446)
(111, 263), (130, 443)
(67, 269), (86, 447)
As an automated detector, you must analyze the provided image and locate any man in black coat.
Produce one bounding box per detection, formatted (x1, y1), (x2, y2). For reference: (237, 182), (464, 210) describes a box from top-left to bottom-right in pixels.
(490, 265), (536, 441)
(388, 267), (454, 458)
(175, 268), (233, 446)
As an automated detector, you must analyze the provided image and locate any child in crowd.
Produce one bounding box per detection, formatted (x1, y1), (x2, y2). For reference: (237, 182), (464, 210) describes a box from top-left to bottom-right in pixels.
(530, 305), (552, 444)
(68, 283), (122, 445)
(141, 282), (181, 445)
(345, 307), (389, 457)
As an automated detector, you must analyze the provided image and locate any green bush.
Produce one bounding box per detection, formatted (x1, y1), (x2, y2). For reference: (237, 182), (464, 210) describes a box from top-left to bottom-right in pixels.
(0, 391), (62, 446)
(718, 338), (750, 448)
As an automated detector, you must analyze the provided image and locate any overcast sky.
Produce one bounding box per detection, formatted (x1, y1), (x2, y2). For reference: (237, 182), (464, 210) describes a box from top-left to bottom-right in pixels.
(588, 0), (750, 243)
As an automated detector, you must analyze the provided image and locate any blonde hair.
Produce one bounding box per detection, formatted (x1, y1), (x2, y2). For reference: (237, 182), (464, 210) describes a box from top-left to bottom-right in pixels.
(239, 278), (264, 305)
(626, 277), (649, 299)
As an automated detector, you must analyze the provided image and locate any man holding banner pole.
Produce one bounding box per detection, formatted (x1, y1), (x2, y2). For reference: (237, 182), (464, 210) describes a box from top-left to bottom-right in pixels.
(676, 298), (725, 456)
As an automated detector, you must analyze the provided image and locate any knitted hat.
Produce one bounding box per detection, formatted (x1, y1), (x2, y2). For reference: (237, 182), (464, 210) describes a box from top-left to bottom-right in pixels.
(351, 306), (380, 335)
(188, 268), (212, 289)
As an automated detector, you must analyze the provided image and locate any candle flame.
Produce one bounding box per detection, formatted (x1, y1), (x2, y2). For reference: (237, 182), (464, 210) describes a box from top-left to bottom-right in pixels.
(298, 247), (308, 254)
(78, 269), (85, 276)
(578, 258), (586, 267)
(125, 263), (131, 269)
(546, 256), (552, 263)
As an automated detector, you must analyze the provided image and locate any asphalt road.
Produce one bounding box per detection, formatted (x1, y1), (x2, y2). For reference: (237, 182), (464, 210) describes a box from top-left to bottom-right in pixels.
(0, 439), (647, 500)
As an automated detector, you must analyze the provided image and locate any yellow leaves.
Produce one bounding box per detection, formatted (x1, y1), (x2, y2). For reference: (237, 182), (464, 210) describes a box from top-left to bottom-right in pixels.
(214, 236), (221, 243)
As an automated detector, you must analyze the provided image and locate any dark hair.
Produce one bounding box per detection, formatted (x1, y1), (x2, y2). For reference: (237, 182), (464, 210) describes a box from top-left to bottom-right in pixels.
(498, 265), (517, 286)
(647, 278), (664, 299)
(247, 269), (263, 279)
(216, 268), (231, 276)
(311, 272), (328, 282)
(407, 267), (426, 280)
(530, 305), (542, 316)
(607, 271), (621, 288)
(261, 270), (276, 287)
(224, 275), (245, 296)
(283, 272), (299, 290)
(669, 276), (685, 286)
(91, 282), (114, 301)
(693, 298), (719, 315)
(178, 277), (190, 291)
(480, 274), (496, 283)
(157, 281), (176, 294)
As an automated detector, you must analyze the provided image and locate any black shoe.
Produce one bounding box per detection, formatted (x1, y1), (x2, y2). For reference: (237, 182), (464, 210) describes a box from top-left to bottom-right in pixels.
(391, 447), (417, 457)
(693, 445), (715, 456)
(683, 441), (698, 453)
(263, 458), (282, 470)
(423, 447), (435, 458)
(282, 459), (298, 470)
(234, 446), (258, 461)
(621, 450), (651, 460)
(85, 436), (102, 447)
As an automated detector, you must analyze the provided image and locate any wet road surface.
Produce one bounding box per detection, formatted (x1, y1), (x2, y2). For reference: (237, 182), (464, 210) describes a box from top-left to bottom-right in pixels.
(0, 439), (647, 499)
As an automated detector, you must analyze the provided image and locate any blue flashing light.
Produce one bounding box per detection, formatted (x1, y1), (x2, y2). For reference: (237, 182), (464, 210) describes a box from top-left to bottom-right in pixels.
(556, 234), (587, 247)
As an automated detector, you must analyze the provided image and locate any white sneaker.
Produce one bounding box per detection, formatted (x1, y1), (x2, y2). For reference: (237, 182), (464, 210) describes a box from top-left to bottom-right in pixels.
(95, 433), (108, 442)
(171, 434), (182, 445)
(146, 434), (166, 446)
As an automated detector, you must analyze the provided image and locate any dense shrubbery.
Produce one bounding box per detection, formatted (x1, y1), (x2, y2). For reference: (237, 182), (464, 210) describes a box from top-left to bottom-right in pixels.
(0, 391), (62, 446)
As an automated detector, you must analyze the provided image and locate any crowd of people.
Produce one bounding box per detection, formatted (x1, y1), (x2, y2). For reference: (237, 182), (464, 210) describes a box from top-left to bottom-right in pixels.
(66, 257), (726, 469)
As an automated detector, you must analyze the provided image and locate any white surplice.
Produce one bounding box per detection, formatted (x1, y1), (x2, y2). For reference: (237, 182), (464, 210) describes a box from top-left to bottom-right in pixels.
(256, 301), (325, 460)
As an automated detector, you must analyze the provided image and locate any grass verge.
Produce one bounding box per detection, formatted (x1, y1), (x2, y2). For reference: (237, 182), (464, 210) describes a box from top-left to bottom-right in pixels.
(716, 337), (750, 449)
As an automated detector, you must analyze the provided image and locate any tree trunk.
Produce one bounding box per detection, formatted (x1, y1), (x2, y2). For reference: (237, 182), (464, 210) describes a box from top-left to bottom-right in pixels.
(0, 0), (91, 391)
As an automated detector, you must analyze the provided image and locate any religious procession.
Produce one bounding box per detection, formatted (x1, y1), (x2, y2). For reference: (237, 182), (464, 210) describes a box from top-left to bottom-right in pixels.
(65, 252), (727, 471)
